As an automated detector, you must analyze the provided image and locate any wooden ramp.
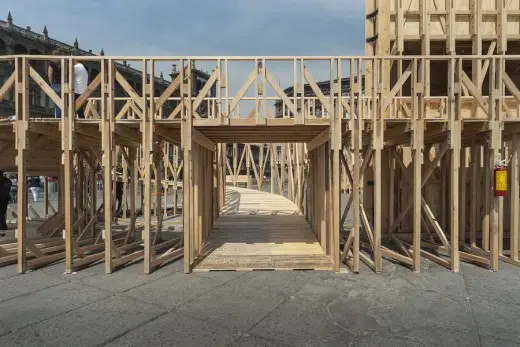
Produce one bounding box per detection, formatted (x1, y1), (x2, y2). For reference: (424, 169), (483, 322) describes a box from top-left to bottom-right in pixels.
(194, 187), (332, 271)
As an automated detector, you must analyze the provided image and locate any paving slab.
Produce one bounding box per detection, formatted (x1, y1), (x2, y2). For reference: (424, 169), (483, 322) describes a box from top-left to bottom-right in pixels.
(0, 282), (110, 336)
(39, 261), (106, 280)
(0, 271), (67, 303)
(462, 262), (520, 305)
(250, 296), (354, 346)
(470, 298), (520, 344)
(229, 335), (292, 347)
(77, 263), (174, 293)
(215, 270), (313, 297)
(0, 264), (17, 280)
(192, 269), (246, 284)
(106, 311), (239, 347)
(0, 296), (166, 347)
(177, 287), (287, 331)
(123, 272), (223, 309)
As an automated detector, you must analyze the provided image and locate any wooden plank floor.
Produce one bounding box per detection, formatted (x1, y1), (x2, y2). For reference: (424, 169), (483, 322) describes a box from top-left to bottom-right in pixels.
(194, 187), (332, 271)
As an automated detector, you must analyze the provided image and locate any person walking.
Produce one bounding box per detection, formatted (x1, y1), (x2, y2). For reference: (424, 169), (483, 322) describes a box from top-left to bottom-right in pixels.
(74, 61), (88, 119)
(0, 171), (12, 234)
(28, 176), (41, 203)
(9, 176), (17, 203)
(116, 179), (124, 216)
(48, 50), (89, 119)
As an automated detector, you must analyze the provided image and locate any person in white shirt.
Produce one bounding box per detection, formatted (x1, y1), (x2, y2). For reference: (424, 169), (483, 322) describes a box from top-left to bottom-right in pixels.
(74, 62), (88, 119)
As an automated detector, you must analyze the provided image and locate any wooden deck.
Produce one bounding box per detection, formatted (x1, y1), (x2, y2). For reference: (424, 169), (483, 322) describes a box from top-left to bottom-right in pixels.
(193, 187), (332, 271)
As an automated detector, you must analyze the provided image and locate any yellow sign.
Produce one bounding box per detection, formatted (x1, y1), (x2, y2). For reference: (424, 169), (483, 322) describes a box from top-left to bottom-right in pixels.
(495, 169), (507, 192)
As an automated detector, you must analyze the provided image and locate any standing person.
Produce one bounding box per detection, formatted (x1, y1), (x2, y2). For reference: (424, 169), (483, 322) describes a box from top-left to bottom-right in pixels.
(74, 62), (88, 119)
(9, 176), (17, 203)
(116, 178), (124, 216)
(48, 50), (89, 119)
(0, 171), (12, 234)
(28, 176), (41, 203)
(48, 49), (63, 118)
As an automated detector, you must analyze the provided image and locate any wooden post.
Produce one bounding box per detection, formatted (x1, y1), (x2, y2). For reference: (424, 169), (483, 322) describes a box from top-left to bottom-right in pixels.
(102, 58), (114, 274)
(470, 145), (478, 247)
(143, 59), (154, 274)
(511, 134), (520, 262)
(411, 58), (423, 272)
(64, 57), (75, 274)
(489, 57), (503, 271)
(373, 58), (383, 272)
(129, 147), (138, 238)
(15, 57), (28, 273)
(44, 177), (49, 217)
(89, 161), (96, 238)
(182, 59), (193, 273)
(122, 157), (128, 219)
(448, 57), (461, 272)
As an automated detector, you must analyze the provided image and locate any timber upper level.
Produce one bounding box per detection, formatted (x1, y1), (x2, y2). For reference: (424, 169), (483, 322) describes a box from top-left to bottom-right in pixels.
(1, 55), (519, 126)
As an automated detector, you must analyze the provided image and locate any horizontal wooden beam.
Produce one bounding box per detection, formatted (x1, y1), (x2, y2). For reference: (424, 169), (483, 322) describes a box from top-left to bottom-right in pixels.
(307, 128), (330, 152)
(192, 128), (215, 151)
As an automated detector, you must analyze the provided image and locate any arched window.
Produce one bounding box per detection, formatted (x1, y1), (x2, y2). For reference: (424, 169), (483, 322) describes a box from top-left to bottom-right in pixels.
(14, 44), (28, 54)
(0, 39), (5, 55)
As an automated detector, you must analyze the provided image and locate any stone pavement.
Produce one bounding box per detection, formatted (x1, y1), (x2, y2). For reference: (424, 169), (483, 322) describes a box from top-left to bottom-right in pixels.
(0, 258), (519, 346)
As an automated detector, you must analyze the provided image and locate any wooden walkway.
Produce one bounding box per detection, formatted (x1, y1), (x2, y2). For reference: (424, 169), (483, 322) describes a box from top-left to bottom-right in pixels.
(194, 187), (332, 271)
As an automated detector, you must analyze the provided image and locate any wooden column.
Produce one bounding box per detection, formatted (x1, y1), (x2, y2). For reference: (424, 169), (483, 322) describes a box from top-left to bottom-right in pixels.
(182, 59), (193, 273)
(102, 58), (114, 274)
(511, 134), (520, 262)
(470, 145), (478, 247)
(44, 177), (49, 217)
(129, 147), (138, 238)
(489, 57), (503, 271)
(411, 58), (423, 272)
(64, 57), (75, 274)
(143, 59), (154, 274)
(15, 57), (28, 273)
(448, 58), (461, 272)
(373, 58), (383, 272)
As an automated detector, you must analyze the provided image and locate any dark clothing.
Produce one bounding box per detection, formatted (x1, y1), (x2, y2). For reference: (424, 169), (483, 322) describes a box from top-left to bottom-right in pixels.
(28, 177), (41, 189)
(116, 181), (124, 212)
(49, 61), (61, 84)
(0, 177), (12, 230)
(50, 84), (85, 119)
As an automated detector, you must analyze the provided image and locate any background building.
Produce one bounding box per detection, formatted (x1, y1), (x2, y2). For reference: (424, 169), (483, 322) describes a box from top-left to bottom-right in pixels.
(0, 11), (213, 118)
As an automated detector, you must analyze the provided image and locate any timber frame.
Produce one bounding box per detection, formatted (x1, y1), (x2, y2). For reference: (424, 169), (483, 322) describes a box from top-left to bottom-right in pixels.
(0, 53), (519, 275)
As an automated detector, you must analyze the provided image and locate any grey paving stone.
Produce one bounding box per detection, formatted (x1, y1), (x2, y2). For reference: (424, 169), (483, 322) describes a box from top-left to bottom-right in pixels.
(0, 296), (166, 347)
(122, 272), (223, 309)
(368, 290), (475, 334)
(177, 287), (287, 331)
(250, 296), (354, 346)
(215, 270), (312, 297)
(106, 311), (239, 347)
(39, 261), (106, 280)
(77, 263), (173, 293)
(192, 270), (246, 285)
(462, 262), (520, 305)
(470, 299), (520, 343)
(294, 276), (356, 303)
(0, 271), (67, 303)
(0, 264), (17, 280)
(229, 335), (292, 347)
(351, 335), (421, 347)
(480, 335), (520, 347)
(0, 282), (110, 336)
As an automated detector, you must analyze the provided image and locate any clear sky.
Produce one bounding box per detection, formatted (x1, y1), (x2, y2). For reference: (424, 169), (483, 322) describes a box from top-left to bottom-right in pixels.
(3, 0), (365, 56)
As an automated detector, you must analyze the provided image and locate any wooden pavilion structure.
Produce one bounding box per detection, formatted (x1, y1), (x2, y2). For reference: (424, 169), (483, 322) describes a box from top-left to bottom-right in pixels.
(0, 0), (519, 275)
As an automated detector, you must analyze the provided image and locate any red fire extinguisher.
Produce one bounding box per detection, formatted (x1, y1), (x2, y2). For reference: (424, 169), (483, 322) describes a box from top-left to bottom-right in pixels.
(494, 163), (507, 197)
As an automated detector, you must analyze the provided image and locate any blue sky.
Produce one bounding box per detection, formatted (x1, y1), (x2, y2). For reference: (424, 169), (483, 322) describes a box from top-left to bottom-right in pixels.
(4, 0), (365, 56)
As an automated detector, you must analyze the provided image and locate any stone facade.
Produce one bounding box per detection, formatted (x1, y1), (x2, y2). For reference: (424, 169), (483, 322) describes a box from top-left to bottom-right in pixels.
(0, 12), (213, 118)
